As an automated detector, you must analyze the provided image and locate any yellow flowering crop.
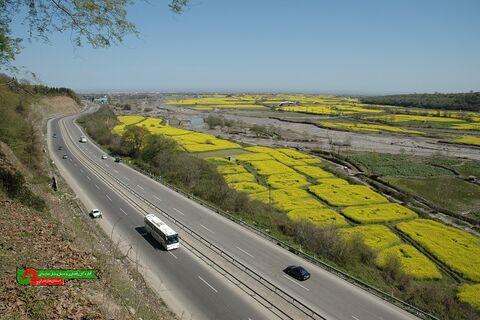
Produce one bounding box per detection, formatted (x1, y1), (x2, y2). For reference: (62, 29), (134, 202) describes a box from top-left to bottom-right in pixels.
(217, 165), (247, 175)
(266, 172), (310, 189)
(182, 141), (241, 153)
(235, 153), (273, 161)
(244, 146), (279, 154)
(243, 146), (307, 166)
(288, 208), (348, 227)
(223, 173), (256, 184)
(229, 182), (268, 194)
(340, 225), (401, 251)
(302, 158), (322, 164)
(341, 203), (417, 224)
(396, 219), (480, 281)
(450, 122), (480, 131)
(135, 117), (162, 129)
(369, 114), (464, 123)
(294, 165), (333, 179)
(375, 244), (442, 280)
(309, 184), (389, 207)
(118, 115), (146, 125)
(457, 284), (480, 310)
(112, 124), (127, 135)
(205, 157), (232, 165)
(316, 178), (350, 186)
(247, 160), (296, 176)
(454, 136), (480, 145)
(318, 121), (423, 134)
(249, 188), (326, 212)
(276, 148), (316, 160)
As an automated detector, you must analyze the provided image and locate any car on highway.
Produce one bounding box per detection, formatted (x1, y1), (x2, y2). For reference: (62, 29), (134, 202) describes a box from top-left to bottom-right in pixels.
(52, 133), (57, 138)
(114, 156), (121, 163)
(101, 154), (108, 160)
(62, 154), (68, 159)
(58, 146), (62, 150)
(284, 265), (311, 281)
(89, 208), (103, 218)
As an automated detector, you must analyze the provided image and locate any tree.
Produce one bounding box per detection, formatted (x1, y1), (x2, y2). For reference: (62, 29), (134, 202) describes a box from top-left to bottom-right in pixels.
(121, 125), (148, 158)
(0, 0), (189, 70)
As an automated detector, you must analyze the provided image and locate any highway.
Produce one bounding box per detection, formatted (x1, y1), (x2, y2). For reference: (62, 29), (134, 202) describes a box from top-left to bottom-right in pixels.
(49, 107), (421, 320)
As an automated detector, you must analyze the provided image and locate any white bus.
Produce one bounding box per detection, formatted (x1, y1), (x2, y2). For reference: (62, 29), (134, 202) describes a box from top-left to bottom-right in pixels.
(144, 214), (180, 250)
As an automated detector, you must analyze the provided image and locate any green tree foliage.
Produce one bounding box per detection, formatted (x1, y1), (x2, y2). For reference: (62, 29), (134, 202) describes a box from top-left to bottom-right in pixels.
(361, 92), (480, 112)
(0, 0), (189, 69)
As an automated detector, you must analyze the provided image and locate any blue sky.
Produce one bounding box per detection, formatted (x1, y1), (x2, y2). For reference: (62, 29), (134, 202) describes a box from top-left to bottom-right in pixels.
(11, 0), (480, 94)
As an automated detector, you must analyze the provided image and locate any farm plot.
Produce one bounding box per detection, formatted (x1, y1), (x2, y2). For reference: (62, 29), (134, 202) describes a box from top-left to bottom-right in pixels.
(368, 114), (465, 123)
(266, 172), (310, 189)
(118, 115), (145, 125)
(317, 121), (423, 135)
(309, 184), (389, 207)
(340, 225), (401, 251)
(229, 182), (268, 194)
(276, 148), (319, 160)
(236, 153), (273, 161)
(288, 208), (347, 227)
(217, 165), (247, 175)
(294, 165), (333, 179)
(450, 122), (480, 131)
(135, 117), (163, 129)
(246, 160), (296, 176)
(341, 203), (417, 224)
(457, 284), (480, 310)
(315, 178), (350, 186)
(396, 219), (480, 281)
(454, 136), (480, 145)
(375, 244), (442, 280)
(223, 173), (256, 184)
(250, 188), (326, 212)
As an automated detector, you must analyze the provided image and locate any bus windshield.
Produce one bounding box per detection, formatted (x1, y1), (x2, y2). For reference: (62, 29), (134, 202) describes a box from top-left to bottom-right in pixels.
(165, 234), (179, 244)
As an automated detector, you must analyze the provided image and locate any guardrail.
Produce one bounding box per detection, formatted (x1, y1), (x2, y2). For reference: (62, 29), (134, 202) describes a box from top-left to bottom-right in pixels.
(134, 165), (439, 320)
(62, 118), (326, 320)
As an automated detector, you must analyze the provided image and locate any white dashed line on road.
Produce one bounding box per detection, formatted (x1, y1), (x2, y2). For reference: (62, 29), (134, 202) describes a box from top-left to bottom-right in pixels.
(86, 176), (91, 181)
(95, 184), (100, 190)
(173, 208), (185, 215)
(153, 195), (162, 201)
(106, 194), (112, 202)
(124, 177), (130, 181)
(198, 276), (218, 293)
(200, 224), (214, 234)
(169, 251), (178, 259)
(119, 208), (127, 216)
(137, 185), (144, 190)
(282, 275), (310, 291)
(113, 169), (119, 174)
(73, 163), (77, 167)
(236, 246), (254, 258)
(351, 316), (360, 320)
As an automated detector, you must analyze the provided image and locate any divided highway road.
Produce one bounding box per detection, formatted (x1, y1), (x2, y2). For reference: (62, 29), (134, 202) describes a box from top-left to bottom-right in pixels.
(49, 108), (420, 320)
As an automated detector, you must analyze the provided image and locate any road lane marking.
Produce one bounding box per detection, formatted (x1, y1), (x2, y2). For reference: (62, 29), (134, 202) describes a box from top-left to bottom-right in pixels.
(236, 246), (254, 258)
(282, 275), (310, 291)
(124, 177), (130, 181)
(80, 169), (84, 173)
(106, 194), (112, 202)
(173, 208), (185, 215)
(352, 316), (360, 320)
(169, 251), (178, 259)
(69, 158), (72, 162)
(113, 169), (119, 173)
(73, 163), (77, 167)
(200, 224), (214, 234)
(137, 184), (144, 190)
(153, 195), (162, 201)
(95, 184), (100, 190)
(119, 208), (127, 216)
(198, 276), (218, 293)
(86, 176), (91, 181)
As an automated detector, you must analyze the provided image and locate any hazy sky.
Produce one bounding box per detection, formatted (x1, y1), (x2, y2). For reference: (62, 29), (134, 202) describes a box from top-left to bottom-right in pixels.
(11, 0), (480, 94)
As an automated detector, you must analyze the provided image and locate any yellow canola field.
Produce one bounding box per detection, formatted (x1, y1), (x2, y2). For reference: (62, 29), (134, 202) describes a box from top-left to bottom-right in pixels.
(267, 172), (311, 189)
(369, 114), (464, 123)
(118, 115), (146, 125)
(276, 148), (318, 160)
(164, 97), (258, 105)
(229, 182), (268, 194)
(450, 122), (480, 131)
(135, 117), (163, 129)
(250, 188), (326, 212)
(243, 146), (308, 166)
(454, 136), (480, 145)
(217, 165), (247, 175)
(279, 105), (383, 115)
(112, 124), (126, 135)
(375, 244), (442, 280)
(288, 208), (348, 227)
(223, 172), (256, 184)
(191, 104), (268, 111)
(302, 158), (322, 164)
(341, 203), (417, 224)
(235, 153), (273, 161)
(340, 225), (401, 251)
(396, 219), (480, 281)
(206, 157), (233, 165)
(457, 284), (480, 310)
(309, 184), (389, 207)
(144, 126), (191, 136)
(170, 132), (241, 152)
(315, 178), (350, 186)
(318, 121), (423, 135)
(294, 165), (333, 179)
(247, 160), (296, 176)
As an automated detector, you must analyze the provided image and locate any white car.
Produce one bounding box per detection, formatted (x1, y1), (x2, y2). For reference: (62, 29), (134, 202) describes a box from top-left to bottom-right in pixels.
(101, 155), (108, 159)
(90, 208), (103, 218)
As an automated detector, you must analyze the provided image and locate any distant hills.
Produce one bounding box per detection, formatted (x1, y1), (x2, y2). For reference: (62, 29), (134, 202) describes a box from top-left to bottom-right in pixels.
(361, 92), (480, 112)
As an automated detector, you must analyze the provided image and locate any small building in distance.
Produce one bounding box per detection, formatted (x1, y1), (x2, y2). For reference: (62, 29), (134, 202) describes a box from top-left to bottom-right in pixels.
(93, 95), (109, 104)
(277, 101), (297, 107)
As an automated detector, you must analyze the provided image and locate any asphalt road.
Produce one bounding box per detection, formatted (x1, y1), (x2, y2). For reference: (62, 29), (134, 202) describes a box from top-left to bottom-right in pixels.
(50, 108), (421, 320)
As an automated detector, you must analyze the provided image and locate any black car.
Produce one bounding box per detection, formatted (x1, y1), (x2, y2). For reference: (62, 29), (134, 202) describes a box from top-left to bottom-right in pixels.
(58, 146), (62, 150)
(284, 265), (311, 281)
(114, 156), (121, 163)
(52, 133), (57, 138)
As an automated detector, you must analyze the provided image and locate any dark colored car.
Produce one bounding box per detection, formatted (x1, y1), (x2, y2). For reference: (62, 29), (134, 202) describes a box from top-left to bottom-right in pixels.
(58, 146), (62, 150)
(284, 265), (311, 281)
(52, 133), (57, 138)
(114, 156), (121, 163)
(62, 154), (68, 159)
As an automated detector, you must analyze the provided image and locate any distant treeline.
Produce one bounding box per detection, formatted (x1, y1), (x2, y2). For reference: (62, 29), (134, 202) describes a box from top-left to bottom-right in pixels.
(360, 92), (480, 112)
(0, 74), (81, 104)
